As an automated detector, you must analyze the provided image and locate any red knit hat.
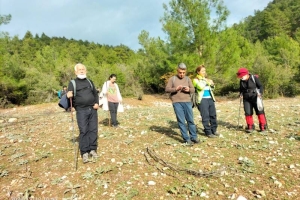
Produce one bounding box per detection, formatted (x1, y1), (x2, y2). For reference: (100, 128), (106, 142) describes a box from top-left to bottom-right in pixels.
(236, 68), (249, 78)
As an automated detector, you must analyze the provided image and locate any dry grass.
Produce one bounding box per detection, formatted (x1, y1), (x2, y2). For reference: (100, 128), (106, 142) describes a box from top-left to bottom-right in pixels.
(0, 95), (299, 200)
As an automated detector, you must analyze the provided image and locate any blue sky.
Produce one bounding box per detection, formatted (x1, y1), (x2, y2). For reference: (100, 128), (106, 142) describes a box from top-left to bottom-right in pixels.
(0, 0), (272, 50)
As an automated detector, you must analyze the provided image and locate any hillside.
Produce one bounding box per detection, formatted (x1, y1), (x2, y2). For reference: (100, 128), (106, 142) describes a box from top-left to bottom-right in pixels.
(0, 95), (299, 199)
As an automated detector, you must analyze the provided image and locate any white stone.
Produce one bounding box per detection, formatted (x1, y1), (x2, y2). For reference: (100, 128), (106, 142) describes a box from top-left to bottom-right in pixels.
(8, 118), (17, 123)
(237, 195), (247, 200)
(289, 164), (295, 169)
(274, 180), (282, 188)
(148, 181), (156, 186)
(151, 172), (158, 176)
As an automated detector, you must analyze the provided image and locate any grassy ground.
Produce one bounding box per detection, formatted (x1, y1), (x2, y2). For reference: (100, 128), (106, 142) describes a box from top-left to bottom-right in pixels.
(0, 95), (299, 200)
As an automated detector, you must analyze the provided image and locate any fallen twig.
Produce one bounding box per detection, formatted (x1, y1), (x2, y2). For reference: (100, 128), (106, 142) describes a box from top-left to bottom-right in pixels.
(145, 147), (225, 178)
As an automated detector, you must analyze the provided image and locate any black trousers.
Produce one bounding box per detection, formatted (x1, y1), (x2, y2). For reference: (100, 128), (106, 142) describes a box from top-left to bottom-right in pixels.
(197, 98), (218, 135)
(243, 98), (264, 116)
(108, 102), (119, 126)
(76, 107), (98, 155)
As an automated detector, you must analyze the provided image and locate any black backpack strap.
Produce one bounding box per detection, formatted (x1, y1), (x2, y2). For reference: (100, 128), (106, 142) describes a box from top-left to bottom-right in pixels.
(70, 79), (93, 97)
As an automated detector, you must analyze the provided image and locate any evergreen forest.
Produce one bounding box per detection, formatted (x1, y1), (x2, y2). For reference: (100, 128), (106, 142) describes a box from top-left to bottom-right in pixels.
(1, 0), (300, 107)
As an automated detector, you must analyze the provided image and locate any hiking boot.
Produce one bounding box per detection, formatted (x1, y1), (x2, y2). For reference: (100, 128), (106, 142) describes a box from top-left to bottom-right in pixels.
(259, 128), (267, 133)
(246, 124), (255, 133)
(82, 153), (89, 163)
(90, 150), (99, 158)
(191, 138), (200, 144)
(245, 128), (254, 133)
(213, 132), (220, 137)
(259, 124), (267, 133)
(184, 140), (193, 146)
(207, 134), (217, 138)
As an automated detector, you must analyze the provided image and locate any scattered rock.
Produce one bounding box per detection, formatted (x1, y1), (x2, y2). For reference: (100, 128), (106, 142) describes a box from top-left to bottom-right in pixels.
(274, 180), (283, 188)
(289, 164), (295, 169)
(148, 181), (156, 186)
(8, 118), (17, 123)
(237, 195), (247, 200)
(254, 189), (266, 197)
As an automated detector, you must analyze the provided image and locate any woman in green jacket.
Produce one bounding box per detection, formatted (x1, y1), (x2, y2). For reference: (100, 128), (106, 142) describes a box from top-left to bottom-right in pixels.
(193, 65), (218, 138)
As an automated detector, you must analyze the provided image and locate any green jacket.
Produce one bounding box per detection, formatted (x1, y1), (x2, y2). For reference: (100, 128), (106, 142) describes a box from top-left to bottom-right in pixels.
(192, 75), (216, 103)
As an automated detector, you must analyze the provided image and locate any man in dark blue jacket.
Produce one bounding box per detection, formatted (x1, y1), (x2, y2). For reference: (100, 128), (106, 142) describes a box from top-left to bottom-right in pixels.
(67, 63), (99, 163)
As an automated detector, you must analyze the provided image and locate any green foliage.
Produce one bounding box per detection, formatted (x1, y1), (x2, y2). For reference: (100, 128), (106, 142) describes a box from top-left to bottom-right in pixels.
(0, 14), (11, 25)
(1, 0), (300, 106)
(138, 30), (172, 92)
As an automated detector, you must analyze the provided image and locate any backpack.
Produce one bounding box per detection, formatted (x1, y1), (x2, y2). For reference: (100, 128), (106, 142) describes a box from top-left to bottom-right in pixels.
(190, 92), (198, 108)
(58, 79), (93, 109)
(58, 94), (70, 110)
(190, 77), (199, 108)
(57, 90), (62, 99)
(250, 74), (264, 111)
(70, 79), (93, 97)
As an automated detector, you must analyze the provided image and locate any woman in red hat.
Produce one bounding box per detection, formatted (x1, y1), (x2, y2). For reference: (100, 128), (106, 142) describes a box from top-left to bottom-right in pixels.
(236, 68), (267, 133)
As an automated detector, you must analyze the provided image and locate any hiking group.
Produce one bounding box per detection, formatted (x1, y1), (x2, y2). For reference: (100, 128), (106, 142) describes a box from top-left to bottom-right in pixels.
(61, 63), (267, 163)
(166, 63), (267, 146)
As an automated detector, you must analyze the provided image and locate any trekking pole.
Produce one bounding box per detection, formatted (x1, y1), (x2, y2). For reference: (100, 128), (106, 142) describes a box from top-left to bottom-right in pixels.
(70, 97), (78, 171)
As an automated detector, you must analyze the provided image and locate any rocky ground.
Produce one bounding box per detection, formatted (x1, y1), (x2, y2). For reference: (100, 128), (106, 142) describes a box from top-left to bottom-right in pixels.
(0, 95), (299, 200)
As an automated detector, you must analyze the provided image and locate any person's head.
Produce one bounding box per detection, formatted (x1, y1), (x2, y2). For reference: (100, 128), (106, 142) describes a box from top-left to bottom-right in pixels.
(74, 63), (87, 79)
(108, 74), (117, 83)
(195, 65), (206, 77)
(236, 68), (249, 81)
(177, 63), (187, 79)
(63, 85), (67, 91)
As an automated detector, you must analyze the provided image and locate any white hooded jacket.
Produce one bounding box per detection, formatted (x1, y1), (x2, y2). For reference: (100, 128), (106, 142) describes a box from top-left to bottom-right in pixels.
(100, 81), (122, 111)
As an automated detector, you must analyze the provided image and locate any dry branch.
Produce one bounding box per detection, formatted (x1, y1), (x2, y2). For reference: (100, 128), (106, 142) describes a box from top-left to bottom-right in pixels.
(145, 147), (225, 178)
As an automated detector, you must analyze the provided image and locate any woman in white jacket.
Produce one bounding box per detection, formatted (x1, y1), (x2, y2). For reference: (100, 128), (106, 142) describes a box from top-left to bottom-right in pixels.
(101, 74), (122, 127)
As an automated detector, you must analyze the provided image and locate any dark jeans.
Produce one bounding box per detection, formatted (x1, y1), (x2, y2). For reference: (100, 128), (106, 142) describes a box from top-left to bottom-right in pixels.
(243, 98), (264, 116)
(173, 102), (197, 142)
(197, 98), (217, 135)
(76, 107), (98, 155)
(108, 102), (119, 126)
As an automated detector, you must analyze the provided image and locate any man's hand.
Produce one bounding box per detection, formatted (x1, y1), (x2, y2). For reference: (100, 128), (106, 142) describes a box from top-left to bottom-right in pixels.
(93, 103), (99, 110)
(67, 91), (73, 98)
(176, 85), (182, 91)
(182, 86), (189, 92)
